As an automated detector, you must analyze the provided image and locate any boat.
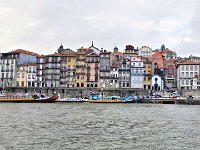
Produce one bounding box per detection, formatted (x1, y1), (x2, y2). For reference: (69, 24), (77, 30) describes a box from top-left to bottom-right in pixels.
(122, 96), (143, 103)
(85, 94), (122, 103)
(0, 93), (58, 103)
(56, 97), (85, 102)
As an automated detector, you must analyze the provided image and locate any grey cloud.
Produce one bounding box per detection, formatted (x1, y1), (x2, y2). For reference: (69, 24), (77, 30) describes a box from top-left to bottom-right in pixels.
(0, 0), (199, 56)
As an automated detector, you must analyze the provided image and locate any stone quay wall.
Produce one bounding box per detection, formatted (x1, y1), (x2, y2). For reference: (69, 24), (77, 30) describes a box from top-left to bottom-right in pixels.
(182, 89), (200, 97)
(7, 87), (148, 98)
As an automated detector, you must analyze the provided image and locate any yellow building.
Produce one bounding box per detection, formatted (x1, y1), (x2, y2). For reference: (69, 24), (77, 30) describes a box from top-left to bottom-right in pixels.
(16, 64), (28, 87)
(143, 60), (152, 90)
(76, 47), (87, 87)
(60, 52), (77, 87)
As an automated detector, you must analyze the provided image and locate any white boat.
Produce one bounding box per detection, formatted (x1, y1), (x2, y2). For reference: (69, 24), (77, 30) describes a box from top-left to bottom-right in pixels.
(56, 97), (85, 102)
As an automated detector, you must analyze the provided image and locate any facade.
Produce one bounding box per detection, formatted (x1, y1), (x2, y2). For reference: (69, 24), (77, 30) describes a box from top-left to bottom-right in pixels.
(124, 45), (138, 58)
(143, 58), (152, 90)
(76, 48), (87, 87)
(119, 58), (130, 88)
(36, 55), (46, 87)
(86, 49), (100, 88)
(138, 46), (153, 58)
(16, 64), (28, 87)
(57, 44), (77, 88)
(0, 50), (38, 88)
(164, 59), (176, 88)
(151, 75), (164, 91)
(176, 60), (200, 91)
(45, 53), (61, 87)
(110, 61), (120, 88)
(27, 63), (36, 87)
(99, 50), (115, 88)
(130, 55), (144, 88)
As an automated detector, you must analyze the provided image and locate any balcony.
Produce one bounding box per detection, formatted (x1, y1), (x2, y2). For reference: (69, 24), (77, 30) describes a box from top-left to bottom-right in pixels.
(100, 69), (110, 72)
(76, 65), (85, 68)
(77, 58), (86, 61)
(118, 68), (130, 71)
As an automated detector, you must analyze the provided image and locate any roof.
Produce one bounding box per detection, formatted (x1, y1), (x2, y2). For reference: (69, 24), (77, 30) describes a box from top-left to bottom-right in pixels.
(113, 51), (122, 55)
(10, 49), (40, 57)
(176, 60), (199, 66)
(18, 63), (37, 66)
(149, 51), (164, 68)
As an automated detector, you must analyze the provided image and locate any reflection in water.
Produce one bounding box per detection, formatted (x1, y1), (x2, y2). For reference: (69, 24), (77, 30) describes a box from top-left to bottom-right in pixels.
(0, 103), (200, 150)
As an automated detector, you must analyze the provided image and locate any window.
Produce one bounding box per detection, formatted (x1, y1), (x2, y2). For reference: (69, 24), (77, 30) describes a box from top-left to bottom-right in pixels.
(21, 81), (24, 87)
(81, 83), (84, 87)
(16, 81), (19, 86)
(22, 73), (25, 78)
(186, 65), (189, 71)
(181, 66), (184, 71)
(186, 80), (189, 85)
(190, 65), (193, 71)
(181, 80), (184, 85)
(17, 73), (20, 78)
(195, 65), (198, 71)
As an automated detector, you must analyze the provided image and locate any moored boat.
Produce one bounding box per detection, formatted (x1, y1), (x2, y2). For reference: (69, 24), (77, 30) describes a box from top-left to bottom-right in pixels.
(85, 94), (122, 103)
(0, 93), (58, 103)
(56, 97), (85, 102)
(122, 96), (143, 103)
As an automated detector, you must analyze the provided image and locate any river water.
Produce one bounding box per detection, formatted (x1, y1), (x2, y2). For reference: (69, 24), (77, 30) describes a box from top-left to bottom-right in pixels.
(0, 103), (200, 150)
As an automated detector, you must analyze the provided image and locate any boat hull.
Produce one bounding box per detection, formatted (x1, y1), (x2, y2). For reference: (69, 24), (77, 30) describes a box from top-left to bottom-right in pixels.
(0, 96), (58, 103)
(86, 99), (122, 103)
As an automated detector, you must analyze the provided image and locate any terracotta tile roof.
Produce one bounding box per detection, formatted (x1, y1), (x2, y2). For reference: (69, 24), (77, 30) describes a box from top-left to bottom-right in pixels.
(149, 52), (164, 68)
(113, 51), (122, 55)
(177, 60), (199, 65)
(10, 49), (40, 57)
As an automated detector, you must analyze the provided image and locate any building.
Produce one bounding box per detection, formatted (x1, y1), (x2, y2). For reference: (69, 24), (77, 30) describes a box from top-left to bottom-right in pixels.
(76, 47), (87, 88)
(151, 75), (164, 91)
(0, 49), (38, 88)
(99, 50), (115, 88)
(110, 61), (120, 88)
(36, 55), (46, 87)
(164, 59), (176, 88)
(27, 63), (36, 87)
(143, 58), (152, 90)
(138, 46), (153, 58)
(16, 64), (28, 87)
(176, 60), (200, 91)
(130, 55), (144, 88)
(86, 49), (100, 88)
(119, 58), (130, 88)
(45, 53), (61, 87)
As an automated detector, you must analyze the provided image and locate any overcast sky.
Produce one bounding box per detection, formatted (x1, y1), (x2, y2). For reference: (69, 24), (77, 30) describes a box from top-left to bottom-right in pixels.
(0, 0), (199, 57)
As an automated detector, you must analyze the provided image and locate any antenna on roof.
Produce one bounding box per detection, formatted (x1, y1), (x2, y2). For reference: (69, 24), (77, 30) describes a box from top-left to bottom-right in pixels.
(92, 41), (94, 47)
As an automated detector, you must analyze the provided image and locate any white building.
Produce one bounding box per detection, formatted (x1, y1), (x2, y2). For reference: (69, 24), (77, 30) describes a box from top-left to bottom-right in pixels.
(110, 62), (120, 88)
(27, 64), (36, 87)
(176, 60), (200, 90)
(151, 75), (164, 91)
(138, 46), (153, 58)
(130, 55), (144, 88)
